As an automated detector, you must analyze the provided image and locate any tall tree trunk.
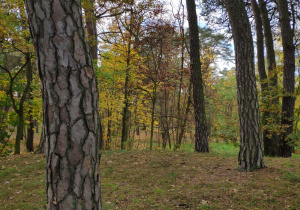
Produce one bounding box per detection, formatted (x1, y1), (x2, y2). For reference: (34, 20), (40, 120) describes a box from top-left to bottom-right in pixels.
(258, 0), (278, 89)
(121, 43), (131, 150)
(83, 0), (104, 150)
(26, 101), (35, 152)
(251, 0), (267, 93)
(175, 12), (185, 150)
(9, 54), (32, 155)
(224, 0), (265, 171)
(150, 84), (157, 150)
(186, 0), (209, 152)
(258, 0), (280, 156)
(26, 57), (34, 152)
(25, 0), (102, 209)
(178, 81), (192, 148)
(277, 0), (295, 157)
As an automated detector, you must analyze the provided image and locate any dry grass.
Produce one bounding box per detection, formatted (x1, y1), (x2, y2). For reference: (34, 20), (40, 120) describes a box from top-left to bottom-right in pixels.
(0, 146), (299, 209)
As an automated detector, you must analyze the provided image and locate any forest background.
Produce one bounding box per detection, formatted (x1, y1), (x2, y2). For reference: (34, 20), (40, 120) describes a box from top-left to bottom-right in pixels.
(0, 0), (299, 156)
(0, 0), (300, 209)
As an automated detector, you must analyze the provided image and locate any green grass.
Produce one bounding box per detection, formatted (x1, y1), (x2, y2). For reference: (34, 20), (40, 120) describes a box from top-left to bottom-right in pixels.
(282, 170), (300, 183)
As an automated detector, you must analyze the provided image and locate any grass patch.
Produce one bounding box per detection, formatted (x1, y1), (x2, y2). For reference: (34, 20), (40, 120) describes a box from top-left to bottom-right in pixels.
(210, 141), (239, 156)
(282, 170), (300, 183)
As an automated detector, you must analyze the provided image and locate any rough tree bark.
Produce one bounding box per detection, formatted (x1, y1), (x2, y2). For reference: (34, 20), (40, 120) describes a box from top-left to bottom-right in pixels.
(224, 0), (265, 171)
(25, 0), (102, 209)
(277, 0), (295, 157)
(186, 0), (209, 152)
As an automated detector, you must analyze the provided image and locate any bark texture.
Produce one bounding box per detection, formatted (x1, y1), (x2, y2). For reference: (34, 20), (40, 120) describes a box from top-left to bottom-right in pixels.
(277, 0), (295, 157)
(186, 0), (209, 153)
(224, 0), (265, 171)
(25, 0), (102, 209)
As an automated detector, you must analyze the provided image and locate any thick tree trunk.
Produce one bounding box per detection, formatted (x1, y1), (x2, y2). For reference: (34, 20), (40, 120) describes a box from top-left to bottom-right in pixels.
(277, 0), (295, 157)
(258, 0), (280, 156)
(25, 0), (102, 209)
(224, 0), (265, 171)
(186, 0), (209, 153)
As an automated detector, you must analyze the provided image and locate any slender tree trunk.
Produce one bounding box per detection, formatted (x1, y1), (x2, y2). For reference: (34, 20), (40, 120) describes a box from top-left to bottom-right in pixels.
(121, 49), (131, 149)
(259, 0), (278, 88)
(14, 111), (24, 154)
(251, 0), (267, 92)
(175, 14), (185, 150)
(35, 127), (45, 154)
(35, 121), (39, 133)
(25, 0), (102, 208)
(150, 84), (157, 150)
(277, 0), (295, 157)
(26, 59), (34, 152)
(11, 54), (32, 155)
(178, 81), (192, 148)
(186, 0), (209, 153)
(251, 0), (276, 156)
(26, 110), (34, 152)
(224, 0), (265, 171)
(106, 105), (112, 150)
(258, 0), (280, 156)
(163, 89), (171, 149)
(120, 7), (135, 150)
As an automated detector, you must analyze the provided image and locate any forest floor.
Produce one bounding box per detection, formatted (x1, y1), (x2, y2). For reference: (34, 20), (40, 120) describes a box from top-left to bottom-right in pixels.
(0, 142), (299, 209)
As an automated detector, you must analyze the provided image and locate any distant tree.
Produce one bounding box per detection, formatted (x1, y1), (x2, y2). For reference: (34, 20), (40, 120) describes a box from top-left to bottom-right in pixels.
(277, 0), (296, 157)
(0, 0), (34, 154)
(83, 0), (104, 150)
(224, 0), (265, 171)
(25, 0), (102, 208)
(256, 0), (281, 157)
(186, 0), (209, 152)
